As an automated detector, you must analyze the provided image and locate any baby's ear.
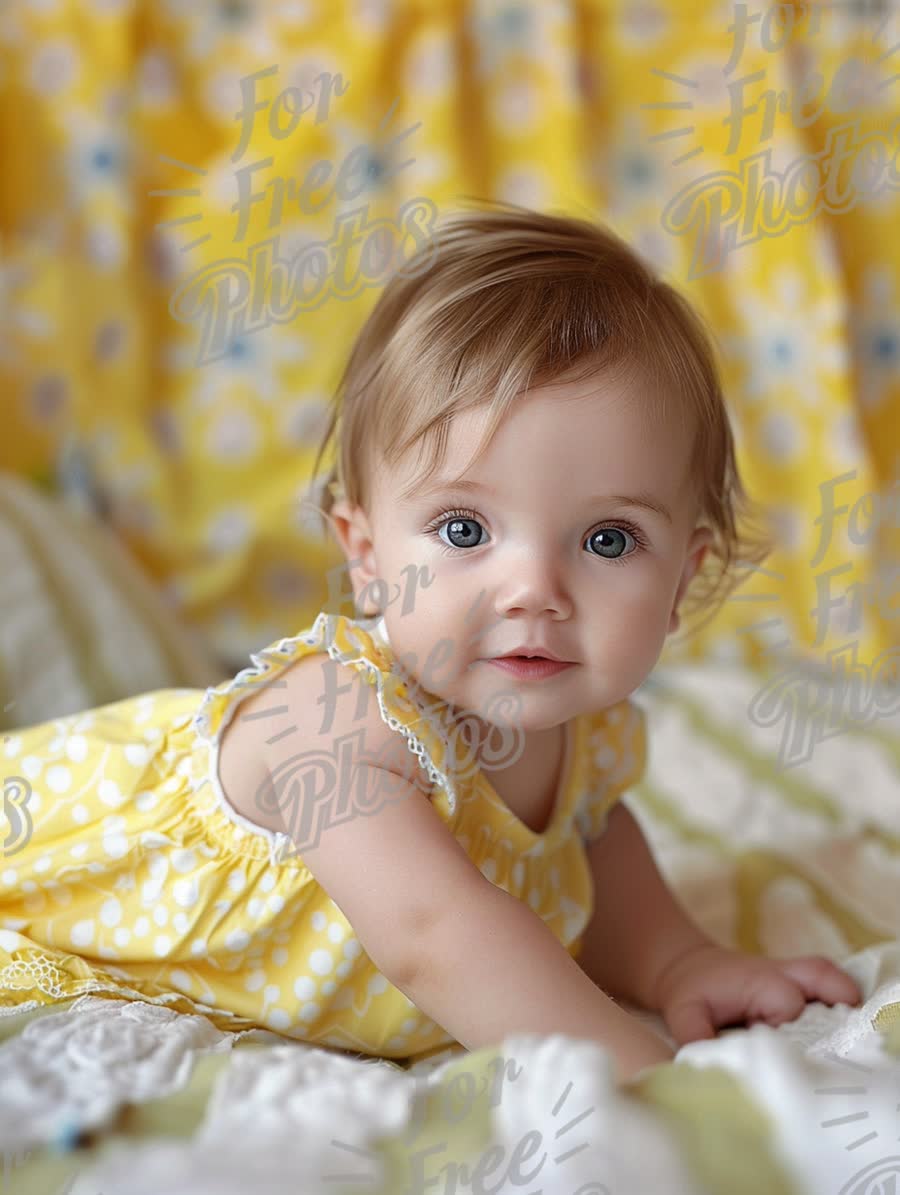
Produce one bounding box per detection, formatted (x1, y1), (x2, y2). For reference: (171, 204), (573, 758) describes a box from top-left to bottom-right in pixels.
(328, 501), (381, 616)
(668, 526), (713, 633)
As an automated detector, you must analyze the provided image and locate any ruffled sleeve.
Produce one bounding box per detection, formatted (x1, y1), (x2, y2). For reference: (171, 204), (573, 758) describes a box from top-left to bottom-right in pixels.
(192, 612), (467, 820)
(573, 699), (647, 843)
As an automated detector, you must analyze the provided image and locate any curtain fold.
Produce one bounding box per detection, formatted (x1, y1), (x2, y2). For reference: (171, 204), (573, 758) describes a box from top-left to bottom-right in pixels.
(1, 0), (897, 673)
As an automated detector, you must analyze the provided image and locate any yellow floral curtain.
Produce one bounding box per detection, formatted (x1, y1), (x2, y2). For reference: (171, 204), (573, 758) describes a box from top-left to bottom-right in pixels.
(2, 0), (898, 675)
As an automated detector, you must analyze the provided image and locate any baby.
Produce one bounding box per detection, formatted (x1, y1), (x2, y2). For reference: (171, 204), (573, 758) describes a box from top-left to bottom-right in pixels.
(0, 204), (861, 1085)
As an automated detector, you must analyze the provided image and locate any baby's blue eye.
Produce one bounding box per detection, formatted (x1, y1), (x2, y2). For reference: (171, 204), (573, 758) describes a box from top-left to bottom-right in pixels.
(585, 527), (635, 559)
(439, 517), (486, 550)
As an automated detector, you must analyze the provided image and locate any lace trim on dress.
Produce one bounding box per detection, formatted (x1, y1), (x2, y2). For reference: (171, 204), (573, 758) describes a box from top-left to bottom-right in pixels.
(310, 614), (462, 816)
(191, 613), (462, 866)
(0, 948), (258, 1028)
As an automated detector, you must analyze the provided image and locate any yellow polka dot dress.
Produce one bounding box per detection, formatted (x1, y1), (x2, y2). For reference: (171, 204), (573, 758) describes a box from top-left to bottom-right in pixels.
(0, 613), (646, 1059)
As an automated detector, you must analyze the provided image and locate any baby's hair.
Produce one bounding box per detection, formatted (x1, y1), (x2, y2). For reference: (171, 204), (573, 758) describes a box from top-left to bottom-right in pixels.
(309, 200), (773, 640)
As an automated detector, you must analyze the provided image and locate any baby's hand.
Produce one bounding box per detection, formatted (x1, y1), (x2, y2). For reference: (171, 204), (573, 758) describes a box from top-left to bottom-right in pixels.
(652, 943), (864, 1046)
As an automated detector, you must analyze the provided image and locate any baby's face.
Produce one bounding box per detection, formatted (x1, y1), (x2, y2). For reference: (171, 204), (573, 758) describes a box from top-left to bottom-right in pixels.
(334, 370), (711, 734)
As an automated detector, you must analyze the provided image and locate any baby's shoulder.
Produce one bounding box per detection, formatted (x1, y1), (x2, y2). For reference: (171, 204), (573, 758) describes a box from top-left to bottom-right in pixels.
(219, 649), (426, 832)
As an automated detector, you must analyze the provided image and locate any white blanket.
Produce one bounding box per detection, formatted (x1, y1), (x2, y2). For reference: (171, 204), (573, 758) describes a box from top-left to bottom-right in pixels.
(3, 656), (899, 1195)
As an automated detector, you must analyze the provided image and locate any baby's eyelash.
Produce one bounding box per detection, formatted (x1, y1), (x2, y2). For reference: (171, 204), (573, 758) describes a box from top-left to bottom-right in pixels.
(422, 507), (649, 561)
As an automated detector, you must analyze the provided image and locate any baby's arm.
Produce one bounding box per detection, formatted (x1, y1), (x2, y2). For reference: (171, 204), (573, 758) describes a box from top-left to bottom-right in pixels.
(575, 800), (716, 1012)
(249, 662), (674, 1084)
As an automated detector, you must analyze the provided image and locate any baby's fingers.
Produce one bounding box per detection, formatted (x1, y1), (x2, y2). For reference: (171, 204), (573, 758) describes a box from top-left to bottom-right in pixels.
(778, 956), (863, 1007)
(664, 995), (718, 1047)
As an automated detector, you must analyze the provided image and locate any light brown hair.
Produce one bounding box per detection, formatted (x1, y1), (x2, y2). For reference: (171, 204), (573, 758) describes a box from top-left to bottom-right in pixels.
(310, 201), (772, 638)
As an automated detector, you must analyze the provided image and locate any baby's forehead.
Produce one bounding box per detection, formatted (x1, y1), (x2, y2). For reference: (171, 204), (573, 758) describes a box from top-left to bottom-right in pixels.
(380, 413), (697, 517)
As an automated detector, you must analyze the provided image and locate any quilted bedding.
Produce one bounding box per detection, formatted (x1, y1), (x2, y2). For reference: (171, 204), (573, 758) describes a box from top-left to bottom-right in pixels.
(3, 654), (899, 1195)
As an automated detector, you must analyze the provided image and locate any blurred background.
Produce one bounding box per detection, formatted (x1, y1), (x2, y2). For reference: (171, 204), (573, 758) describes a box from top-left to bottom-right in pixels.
(1, 0), (898, 728)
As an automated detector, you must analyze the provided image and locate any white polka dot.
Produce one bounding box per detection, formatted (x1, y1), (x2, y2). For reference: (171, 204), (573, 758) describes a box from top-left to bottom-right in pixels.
(46, 766), (72, 794)
(99, 779), (126, 807)
(401, 1018), (418, 1033)
(191, 939), (207, 956)
(264, 984), (280, 1003)
(294, 976), (315, 999)
(4, 736), (22, 758)
(21, 756), (42, 780)
(309, 949), (333, 976)
(497, 166), (546, 208)
(113, 927), (131, 947)
(321, 980), (336, 996)
(104, 834), (128, 859)
(761, 411), (802, 459)
(480, 859), (497, 881)
(260, 872), (277, 893)
(169, 969), (192, 990)
(34, 856), (53, 873)
(227, 870), (246, 893)
(496, 80), (539, 130)
(72, 804), (89, 825)
(70, 842), (89, 859)
(50, 884), (72, 906)
(154, 936), (172, 956)
(343, 939), (361, 960)
(71, 920), (95, 948)
(125, 744), (151, 767)
(272, 947), (288, 966)
(1, 870), (17, 886)
(173, 912), (190, 934)
(65, 736), (88, 763)
(134, 916), (150, 937)
(0, 929), (22, 952)
(528, 888), (542, 910)
(268, 1008), (291, 1030)
(594, 745), (617, 769)
(299, 1003), (320, 1022)
(268, 895), (285, 914)
(245, 970), (266, 992)
(173, 877), (199, 908)
(327, 922), (345, 943)
(248, 898), (265, 918)
(30, 39), (79, 96)
(512, 862), (524, 886)
(310, 910), (327, 931)
(226, 929), (251, 952)
(135, 790), (159, 812)
(154, 905), (168, 926)
(367, 975), (388, 996)
(207, 506), (254, 554)
(21, 880), (36, 893)
(336, 960), (351, 978)
(172, 849), (197, 874)
(100, 898), (122, 927)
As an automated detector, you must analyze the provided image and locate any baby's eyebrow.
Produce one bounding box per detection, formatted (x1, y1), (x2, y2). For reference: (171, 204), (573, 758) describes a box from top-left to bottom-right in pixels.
(403, 477), (673, 525)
